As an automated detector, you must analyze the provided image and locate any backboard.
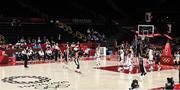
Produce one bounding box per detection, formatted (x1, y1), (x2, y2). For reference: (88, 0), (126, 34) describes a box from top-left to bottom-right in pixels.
(138, 25), (154, 38)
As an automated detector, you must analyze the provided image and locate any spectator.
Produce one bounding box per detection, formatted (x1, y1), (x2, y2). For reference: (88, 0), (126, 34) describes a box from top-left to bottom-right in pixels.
(38, 49), (45, 61)
(37, 37), (41, 44)
(87, 28), (91, 35)
(45, 48), (53, 60)
(33, 43), (42, 49)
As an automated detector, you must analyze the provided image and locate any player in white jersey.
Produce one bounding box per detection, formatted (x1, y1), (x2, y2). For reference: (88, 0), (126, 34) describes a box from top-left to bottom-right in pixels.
(95, 44), (101, 68)
(119, 47), (125, 65)
(126, 51), (133, 73)
(148, 48), (154, 71)
(174, 51), (180, 65)
(118, 47), (125, 71)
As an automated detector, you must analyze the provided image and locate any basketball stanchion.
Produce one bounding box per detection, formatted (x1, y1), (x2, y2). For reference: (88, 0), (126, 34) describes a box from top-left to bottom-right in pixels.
(160, 41), (174, 65)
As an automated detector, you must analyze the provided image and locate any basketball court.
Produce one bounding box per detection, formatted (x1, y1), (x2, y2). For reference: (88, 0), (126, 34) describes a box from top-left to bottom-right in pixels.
(0, 21), (179, 90)
(0, 1), (180, 90)
(0, 57), (179, 90)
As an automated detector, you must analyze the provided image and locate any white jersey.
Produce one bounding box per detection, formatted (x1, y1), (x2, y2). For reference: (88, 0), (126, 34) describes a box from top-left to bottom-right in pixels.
(39, 50), (44, 56)
(84, 48), (90, 54)
(96, 48), (100, 58)
(148, 49), (153, 60)
(148, 49), (153, 56)
(119, 49), (124, 60)
(21, 50), (27, 55)
(71, 44), (76, 48)
(175, 53), (180, 61)
(46, 49), (52, 55)
(127, 53), (133, 66)
(54, 45), (60, 50)
(74, 45), (79, 51)
(96, 47), (101, 67)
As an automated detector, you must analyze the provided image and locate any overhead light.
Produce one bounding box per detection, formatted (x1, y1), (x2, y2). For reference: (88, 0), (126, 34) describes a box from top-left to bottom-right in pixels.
(50, 20), (54, 23)
(55, 20), (59, 23)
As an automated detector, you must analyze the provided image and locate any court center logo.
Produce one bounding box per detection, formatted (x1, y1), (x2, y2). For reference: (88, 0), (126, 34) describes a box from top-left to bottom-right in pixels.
(1, 76), (70, 89)
(162, 57), (170, 63)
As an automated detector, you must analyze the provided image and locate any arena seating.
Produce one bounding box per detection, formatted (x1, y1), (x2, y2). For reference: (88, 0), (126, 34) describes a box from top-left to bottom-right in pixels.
(0, 42), (97, 65)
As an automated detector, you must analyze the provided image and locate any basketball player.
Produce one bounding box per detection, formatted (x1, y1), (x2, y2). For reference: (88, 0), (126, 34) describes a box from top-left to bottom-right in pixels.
(118, 47), (124, 64)
(174, 51), (180, 65)
(118, 47), (125, 71)
(74, 46), (81, 73)
(136, 40), (142, 59)
(127, 50), (133, 74)
(148, 48), (154, 71)
(155, 50), (161, 70)
(139, 55), (146, 76)
(95, 44), (101, 68)
(63, 47), (70, 68)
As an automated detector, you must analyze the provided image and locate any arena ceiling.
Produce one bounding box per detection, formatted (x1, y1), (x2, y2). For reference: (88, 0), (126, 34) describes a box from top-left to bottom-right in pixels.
(0, 0), (180, 19)
(0, 0), (180, 37)
(0, 0), (180, 30)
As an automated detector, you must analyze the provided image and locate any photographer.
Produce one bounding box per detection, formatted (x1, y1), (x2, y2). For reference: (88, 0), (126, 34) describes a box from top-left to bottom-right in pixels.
(130, 79), (139, 90)
(165, 77), (174, 90)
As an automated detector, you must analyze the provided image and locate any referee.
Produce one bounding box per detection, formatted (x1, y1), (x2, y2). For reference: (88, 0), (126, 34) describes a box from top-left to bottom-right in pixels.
(22, 48), (28, 68)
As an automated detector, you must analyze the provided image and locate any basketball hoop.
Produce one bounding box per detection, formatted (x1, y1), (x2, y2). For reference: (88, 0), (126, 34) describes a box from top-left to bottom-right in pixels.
(137, 24), (155, 41)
